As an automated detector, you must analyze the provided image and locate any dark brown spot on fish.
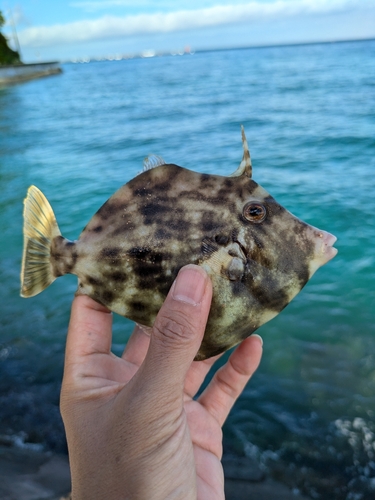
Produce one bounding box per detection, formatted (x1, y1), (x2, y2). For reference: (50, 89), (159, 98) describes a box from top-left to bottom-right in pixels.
(96, 201), (114, 220)
(50, 237), (78, 276)
(128, 247), (151, 260)
(101, 247), (122, 259)
(207, 196), (226, 205)
(152, 180), (173, 194)
(141, 203), (169, 224)
(109, 271), (127, 282)
(64, 250), (78, 274)
(93, 225), (103, 233)
(130, 300), (147, 313)
(263, 195), (274, 203)
(201, 212), (222, 233)
(154, 275), (173, 296)
(88, 276), (103, 287)
(51, 236), (65, 257)
(198, 175), (219, 192)
(218, 181), (235, 199)
(99, 247), (122, 267)
(224, 178), (234, 189)
(215, 234), (229, 246)
(97, 200), (126, 221)
(155, 228), (172, 240)
(244, 266), (289, 312)
(134, 262), (163, 279)
(167, 218), (190, 233)
(298, 267), (310, 287)
(102, 290), (115, 304)
(51, 249), (63, 261)
(231, 280), (247, 297)
(246, 179), (259, 193)
(260, 197), (284, 222)
(253, 283), (288, 312)
(111, 221), (136, 237)
(206, 302), (225, 325)
(128, 248), (167, 283)
(292, 220), (311, 237)
(62, 263), (73, 275)
(247, 237), (272, 268)
(202, 220), (218, 233)
(151, 253), (163, 264)
(195, 340), (232, 361)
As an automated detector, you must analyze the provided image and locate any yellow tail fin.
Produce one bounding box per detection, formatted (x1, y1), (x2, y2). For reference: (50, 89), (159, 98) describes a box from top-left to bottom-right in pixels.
(21, 186), (61, 298)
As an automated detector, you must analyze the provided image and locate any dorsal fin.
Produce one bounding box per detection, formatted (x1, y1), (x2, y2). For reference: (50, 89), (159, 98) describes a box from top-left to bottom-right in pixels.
(230, 125), (252, 178)
(143, 155), (166, 172)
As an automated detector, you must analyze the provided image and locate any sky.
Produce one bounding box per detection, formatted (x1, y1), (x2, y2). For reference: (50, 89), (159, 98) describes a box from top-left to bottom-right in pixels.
(1, 0), (374, 62)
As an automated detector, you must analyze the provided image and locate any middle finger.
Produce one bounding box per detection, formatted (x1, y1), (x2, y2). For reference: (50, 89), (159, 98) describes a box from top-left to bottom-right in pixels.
(184, 353), (222, 398)
(122, 324), (151, 367)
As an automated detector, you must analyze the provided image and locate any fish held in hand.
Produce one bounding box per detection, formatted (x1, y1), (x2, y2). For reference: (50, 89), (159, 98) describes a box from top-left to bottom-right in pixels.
(20, 127), (337, 360)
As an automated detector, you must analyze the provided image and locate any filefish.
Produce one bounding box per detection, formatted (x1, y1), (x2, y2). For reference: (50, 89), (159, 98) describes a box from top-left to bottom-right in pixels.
(21, 127), (337, 360)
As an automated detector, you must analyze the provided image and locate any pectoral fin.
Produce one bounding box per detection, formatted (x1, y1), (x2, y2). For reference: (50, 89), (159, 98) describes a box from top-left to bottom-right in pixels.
(200, 239), (246, 281)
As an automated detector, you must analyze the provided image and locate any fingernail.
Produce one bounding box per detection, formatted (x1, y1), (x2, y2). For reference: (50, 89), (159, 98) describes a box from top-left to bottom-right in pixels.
(172, 265), (207, 306)
(252, 334), (263, 347)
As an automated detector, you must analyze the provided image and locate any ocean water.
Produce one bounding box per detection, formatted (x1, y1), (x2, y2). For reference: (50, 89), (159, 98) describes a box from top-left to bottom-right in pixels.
(0, 40), (374, 499)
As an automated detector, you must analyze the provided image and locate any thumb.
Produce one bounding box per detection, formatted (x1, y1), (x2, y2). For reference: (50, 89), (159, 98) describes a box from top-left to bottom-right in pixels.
(141, 264), (212, 390)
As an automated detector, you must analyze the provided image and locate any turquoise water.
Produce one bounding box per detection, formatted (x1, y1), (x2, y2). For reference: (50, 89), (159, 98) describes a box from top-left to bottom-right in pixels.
(1, 40), (375, 499)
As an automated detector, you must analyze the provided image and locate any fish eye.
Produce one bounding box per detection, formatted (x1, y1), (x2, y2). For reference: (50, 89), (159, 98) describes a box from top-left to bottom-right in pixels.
(243, 203), (267, 223)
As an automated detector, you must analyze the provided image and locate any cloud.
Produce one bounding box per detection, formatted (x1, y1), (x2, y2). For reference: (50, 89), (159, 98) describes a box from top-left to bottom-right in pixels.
(70, 0), (156, 12)
(18, 0), (372, 48)
(69, 0), (251, 12)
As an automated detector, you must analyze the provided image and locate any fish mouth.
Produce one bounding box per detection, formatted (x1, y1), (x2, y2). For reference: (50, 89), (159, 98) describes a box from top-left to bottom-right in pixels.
(316, 230), (338, 262)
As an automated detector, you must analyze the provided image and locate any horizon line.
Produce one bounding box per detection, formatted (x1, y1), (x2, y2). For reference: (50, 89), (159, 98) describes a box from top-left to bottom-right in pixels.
(58, 36), (375, 64)
(196, 35), (375, 55)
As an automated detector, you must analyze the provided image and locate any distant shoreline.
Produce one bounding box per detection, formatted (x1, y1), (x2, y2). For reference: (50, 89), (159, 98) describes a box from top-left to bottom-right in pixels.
(196, 35), (375, 54)
(60, 36), (374, 65)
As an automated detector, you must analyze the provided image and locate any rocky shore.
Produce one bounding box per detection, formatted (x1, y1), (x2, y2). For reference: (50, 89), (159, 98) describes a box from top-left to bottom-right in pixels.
(0, 444), (309, 500)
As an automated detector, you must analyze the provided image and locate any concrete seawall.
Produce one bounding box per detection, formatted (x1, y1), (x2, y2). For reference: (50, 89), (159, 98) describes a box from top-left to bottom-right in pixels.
(0, 62), (62, 85)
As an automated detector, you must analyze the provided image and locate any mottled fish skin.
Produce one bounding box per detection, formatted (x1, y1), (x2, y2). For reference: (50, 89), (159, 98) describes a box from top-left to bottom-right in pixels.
(49, 163), (335, 360)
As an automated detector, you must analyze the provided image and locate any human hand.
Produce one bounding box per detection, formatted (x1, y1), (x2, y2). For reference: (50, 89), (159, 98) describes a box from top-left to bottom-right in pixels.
(60, 264), (263, 500)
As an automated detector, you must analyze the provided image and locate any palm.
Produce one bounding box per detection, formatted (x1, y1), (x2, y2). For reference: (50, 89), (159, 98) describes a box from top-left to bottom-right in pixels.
(62, 296), (262, 500)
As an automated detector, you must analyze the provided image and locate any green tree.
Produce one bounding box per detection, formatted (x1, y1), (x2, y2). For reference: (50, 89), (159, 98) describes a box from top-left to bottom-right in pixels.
(0, 10), (21, 65)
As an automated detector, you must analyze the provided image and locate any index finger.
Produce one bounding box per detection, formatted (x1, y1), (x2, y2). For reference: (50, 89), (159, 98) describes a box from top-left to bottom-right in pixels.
(65, 295), (113, 362)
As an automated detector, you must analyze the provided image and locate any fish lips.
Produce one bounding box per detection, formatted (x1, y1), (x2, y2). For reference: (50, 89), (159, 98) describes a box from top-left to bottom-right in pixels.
(313, 229), (338, 264)
(320, 231), (338, 262)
